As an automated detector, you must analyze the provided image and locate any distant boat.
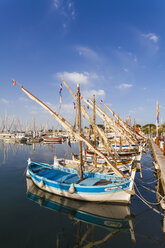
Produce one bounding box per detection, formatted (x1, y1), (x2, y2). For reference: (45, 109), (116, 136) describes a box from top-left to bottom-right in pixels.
(43, 136), (63, 143)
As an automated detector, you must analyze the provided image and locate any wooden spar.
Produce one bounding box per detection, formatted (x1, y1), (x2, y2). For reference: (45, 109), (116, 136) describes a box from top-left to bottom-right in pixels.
(83, 98), (123, 137)
(83, 98), (128, 153)
(61, 78), (119, 161)
(119, 136), (122, 150)
(104, 103), (131, 132)
(86, 98), (135, 145)
(18, 84), (124, 177)
(93, 95), (97, 168)
(88, 98), (137, 145)
(89, 98), (139, 145)
(77, 84), (83, 180)
(104, 103), (142, 141)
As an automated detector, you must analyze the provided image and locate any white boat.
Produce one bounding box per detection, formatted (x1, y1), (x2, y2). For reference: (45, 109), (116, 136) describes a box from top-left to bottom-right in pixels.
(15, 81), (137, 204)
(27, 158), (136, 203)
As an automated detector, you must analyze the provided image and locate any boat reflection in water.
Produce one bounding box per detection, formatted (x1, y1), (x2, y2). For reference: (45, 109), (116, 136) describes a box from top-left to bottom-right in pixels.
(26, 177), (136, 246)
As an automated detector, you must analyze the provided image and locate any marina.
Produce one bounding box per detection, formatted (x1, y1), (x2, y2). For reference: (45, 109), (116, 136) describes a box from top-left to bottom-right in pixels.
(1, 1), (165, 247)
(0, 141), (164, 247)
(0, 80), (165, 247)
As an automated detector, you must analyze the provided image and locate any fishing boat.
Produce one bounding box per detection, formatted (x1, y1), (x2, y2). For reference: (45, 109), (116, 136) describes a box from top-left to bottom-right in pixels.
(53, 155), (132, 175)
(26, 158), (136, 203)
(43, 136), (64, 143)
(14, 81), (137, 204)
(26, 177), (134, 232)
(71, 153), (134, 175)
(84, 147), (142, 162)
(72, 153), (133, 166)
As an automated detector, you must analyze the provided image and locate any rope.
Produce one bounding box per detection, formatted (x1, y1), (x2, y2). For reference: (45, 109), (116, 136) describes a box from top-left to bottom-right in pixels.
(141, 167), (154, 172)
(138, 183), (163, 199)
(134, 190), (164, 217)
(135, 174), (160, 185)
(109, 171), (164, 217)
(134, 182), (161, 205)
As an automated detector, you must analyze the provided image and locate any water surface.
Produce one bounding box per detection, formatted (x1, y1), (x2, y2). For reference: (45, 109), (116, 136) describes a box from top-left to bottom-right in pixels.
(0, 141), (164, 247)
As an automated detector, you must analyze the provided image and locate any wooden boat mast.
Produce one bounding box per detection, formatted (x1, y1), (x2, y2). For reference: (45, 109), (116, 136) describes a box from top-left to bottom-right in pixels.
(61, 78), (120, 161)
(104, 103), (140, 142)
(16, 83), (124, 177)
(85, 97), (135, 145)
(88, 98), (137, 144)
(77, 84), (83, 180)
(93, 94), (97, 168)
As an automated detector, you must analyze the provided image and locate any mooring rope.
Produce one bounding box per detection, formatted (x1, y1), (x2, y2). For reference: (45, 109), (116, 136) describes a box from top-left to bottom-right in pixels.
(134, 182), (161, 206)
(135, 179), (162, 195)
(141, 166), (155, 172)
(135, 174), (160, 185)
(134, 190), (164, 217)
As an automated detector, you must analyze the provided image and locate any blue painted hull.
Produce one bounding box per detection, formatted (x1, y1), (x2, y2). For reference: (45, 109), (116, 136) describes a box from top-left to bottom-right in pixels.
(27, 178), (132, 231)
(27, 160), (136, 203)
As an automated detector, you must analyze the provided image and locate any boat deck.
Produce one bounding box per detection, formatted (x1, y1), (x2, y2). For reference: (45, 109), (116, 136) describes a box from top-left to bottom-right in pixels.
(64, 162), (113, 174)
(30, 163), (111, 186)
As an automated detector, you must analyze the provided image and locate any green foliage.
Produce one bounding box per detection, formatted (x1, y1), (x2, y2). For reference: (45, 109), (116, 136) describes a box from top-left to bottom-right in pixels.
(142, 124), (156, 135)
(142, 123), (165, 135)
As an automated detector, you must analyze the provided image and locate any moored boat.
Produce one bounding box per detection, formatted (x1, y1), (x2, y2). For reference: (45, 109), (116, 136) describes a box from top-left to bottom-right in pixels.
(43, 136), (64, 143)
(26, 177), (134, 231)
(27, 158), (136, 203)
(14, 81), (138, 204)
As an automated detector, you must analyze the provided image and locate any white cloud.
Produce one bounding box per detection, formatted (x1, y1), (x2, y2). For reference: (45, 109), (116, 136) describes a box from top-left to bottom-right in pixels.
(53, 0), (75, 20)
(76, 46), (99, 61)
(82, 89), (105, 98)
(19, 97), (28, 102)
(53, 0), (60, 9)
(141, 33), (159, 43)
(58, 72), (88, 84)
(123, 68), (128, 72)
(116, 83), (133, 89)
(57, 72), (98, 84)
(68, 2), (72, 8)
(134, 56), (137, 63)
(71, 10), (75, 19)
(0, 98), (9, 104)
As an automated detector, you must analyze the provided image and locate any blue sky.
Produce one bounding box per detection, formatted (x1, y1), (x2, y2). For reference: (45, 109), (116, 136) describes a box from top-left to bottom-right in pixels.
(0, 0), (165, 128)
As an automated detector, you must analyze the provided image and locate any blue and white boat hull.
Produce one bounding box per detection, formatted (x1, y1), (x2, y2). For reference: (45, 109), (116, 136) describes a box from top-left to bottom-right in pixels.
(27, 161), (136, 204)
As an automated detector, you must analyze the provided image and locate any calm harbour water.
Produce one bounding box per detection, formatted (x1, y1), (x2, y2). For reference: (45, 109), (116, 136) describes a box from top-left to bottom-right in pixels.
(0, 141), (164, 248)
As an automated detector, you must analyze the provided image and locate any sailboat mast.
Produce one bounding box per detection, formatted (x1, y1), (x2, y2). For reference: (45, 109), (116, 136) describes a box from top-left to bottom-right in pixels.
(15, 83), (124, 177)
(93, 95), (97, 168)
(77, 84), (83, 180)
(61, 78), (119, 160)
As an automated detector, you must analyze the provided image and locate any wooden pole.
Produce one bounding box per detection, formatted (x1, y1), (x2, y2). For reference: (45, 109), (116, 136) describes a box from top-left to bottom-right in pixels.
(93, 95), (97, 168)
(119, 136), (122, 150)
(77, 84), (83, 180)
